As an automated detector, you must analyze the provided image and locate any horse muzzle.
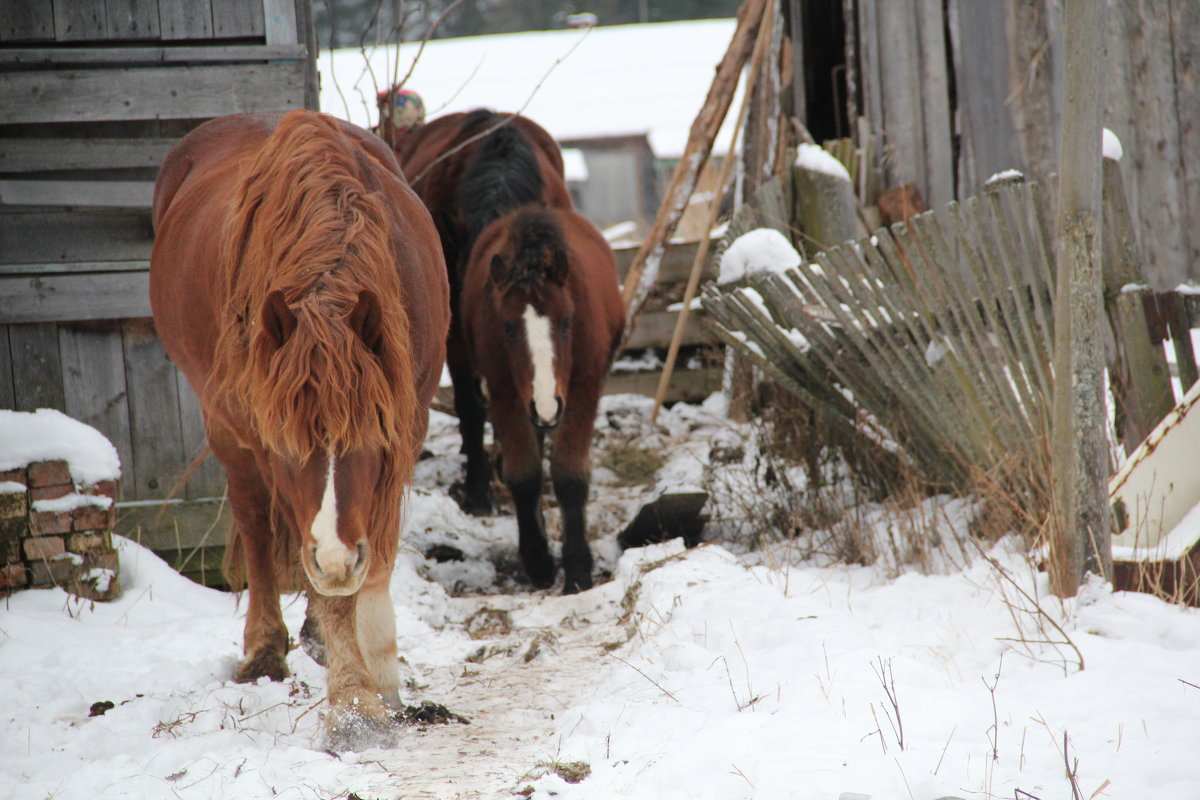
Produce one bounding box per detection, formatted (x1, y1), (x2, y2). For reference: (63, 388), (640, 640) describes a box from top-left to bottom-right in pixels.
(530, 396), (564, 429)
(307, 541), (368, 595)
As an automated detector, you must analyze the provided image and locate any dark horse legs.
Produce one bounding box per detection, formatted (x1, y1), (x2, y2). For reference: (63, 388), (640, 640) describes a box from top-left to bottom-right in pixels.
(490, 398), (556, 588)
(448, 341), (493, 515)
(492, 389), (597, 594)
(551, 399), (597, 594)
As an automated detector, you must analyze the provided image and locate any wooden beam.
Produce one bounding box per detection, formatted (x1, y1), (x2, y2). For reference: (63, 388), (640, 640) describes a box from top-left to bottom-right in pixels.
(0, 260), (150, 277)
(0, 180), (155, 208)
(0, 44), (308, 64)
(263, 0), (299, 45)
(1, 62), (306, 125)
(0, 137), (175, 172)
(0, 271), (152, 324)
(619, 0), (767, 333)
(0, 209), (152, 266)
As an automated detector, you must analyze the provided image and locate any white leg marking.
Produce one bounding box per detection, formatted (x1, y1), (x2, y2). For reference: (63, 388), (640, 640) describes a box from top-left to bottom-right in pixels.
(311, 454), (354, 578)
(356, 582), (400, 707)
(523, 304), (558, 423)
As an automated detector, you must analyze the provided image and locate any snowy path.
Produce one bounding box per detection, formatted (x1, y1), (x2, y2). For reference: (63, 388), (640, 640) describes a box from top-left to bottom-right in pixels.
(4, 397), (1200, 799)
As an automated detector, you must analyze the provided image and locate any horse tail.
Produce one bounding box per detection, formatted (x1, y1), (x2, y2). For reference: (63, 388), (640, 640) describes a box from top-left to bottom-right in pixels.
(458, 111), (545, 249)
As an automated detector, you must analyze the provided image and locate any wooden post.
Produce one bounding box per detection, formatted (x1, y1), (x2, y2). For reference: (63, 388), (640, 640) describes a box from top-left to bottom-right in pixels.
(619, 0), (767, 341)
(1101, 157), (1174, 452)
(650, 0), (777, 422)
(1050, 0), (1112, 597)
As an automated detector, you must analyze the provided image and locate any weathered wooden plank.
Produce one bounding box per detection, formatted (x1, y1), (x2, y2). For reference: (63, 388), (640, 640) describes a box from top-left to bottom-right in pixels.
(0, 2), (54, 41)
(8, 322), (65, 411)
(212, 0), (264, 38)
(602, 367), (723, 403)
(915, 0), (953, 209)
(0, 43), (307, 64)
(0, 137), (173, 172)
(950, 0), (1023, 193)
(122, 319), (185, 501)
(0, 209), (153, 265)
(58, 321), (134, 494)
(0, 271), (152, 324)
(114, 499), (231, 587)
(874, 0), (924, 196)
(2, 62), (306, 124)
(855, 0), (884, 150)
(0, 180), (155, 208)
(53, 0), (106, 42)
(622, 309), (709, 351)
(263, 0), (298, 45)
(104, 0), (161, 39)
(1175, 0), (1200, 284)
(613, 239), (716, 285)
(1123, 2), (1188, 289)
(175, 369), (225, 500)
(0, 325), (14, 409)
(159, 0), (214, 40)
(0, 260), (149, 277)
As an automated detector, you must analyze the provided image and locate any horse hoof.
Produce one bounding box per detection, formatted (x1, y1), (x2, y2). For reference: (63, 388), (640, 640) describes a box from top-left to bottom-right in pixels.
(522, 555), (556, 590)
(325, 708), (399, 753)
(234, 649), (289, 683)
(461, 495), (493, 516)
(299, 615), (327, 667)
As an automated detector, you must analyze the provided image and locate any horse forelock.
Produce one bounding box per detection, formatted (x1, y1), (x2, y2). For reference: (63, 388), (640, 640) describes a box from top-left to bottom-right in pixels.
(501, 209), (569, 291)
(211, 111), (421, 500)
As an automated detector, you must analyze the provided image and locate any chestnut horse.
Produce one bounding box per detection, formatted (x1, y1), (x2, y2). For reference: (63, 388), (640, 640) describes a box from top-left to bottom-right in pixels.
(150, 110), (449, 747)
(401, 110), (624, 593)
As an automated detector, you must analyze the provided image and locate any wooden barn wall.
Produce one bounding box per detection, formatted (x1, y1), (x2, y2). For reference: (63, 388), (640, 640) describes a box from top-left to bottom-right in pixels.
(0, 0), (317, 585)
(847, 0), (1199, 289)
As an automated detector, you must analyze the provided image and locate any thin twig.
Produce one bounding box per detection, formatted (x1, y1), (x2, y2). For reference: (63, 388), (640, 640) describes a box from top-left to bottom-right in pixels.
(606, 652), (680, 703)
(409, 25), (595, 186)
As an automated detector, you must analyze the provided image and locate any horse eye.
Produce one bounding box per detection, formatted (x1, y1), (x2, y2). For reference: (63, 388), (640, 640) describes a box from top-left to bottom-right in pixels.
(559, 316), (572, 334)
(503, 322), (518, 340)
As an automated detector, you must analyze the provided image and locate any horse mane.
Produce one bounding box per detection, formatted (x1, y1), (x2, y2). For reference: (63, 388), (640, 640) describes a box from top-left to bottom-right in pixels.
(497, 207), (570, 290)
(212, 110), (419, 572)
(458, 109), (545, 249)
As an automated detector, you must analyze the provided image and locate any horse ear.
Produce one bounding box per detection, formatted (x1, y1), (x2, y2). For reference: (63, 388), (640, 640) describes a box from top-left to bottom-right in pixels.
(547, 249), (569, 286)
(489, 254), (508, 286)
(262, 291), (296, 349)
(349, 289), (385, 356)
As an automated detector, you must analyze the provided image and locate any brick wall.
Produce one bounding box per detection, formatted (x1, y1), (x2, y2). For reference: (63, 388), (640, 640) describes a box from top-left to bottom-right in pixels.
(0, 461), (121, 601)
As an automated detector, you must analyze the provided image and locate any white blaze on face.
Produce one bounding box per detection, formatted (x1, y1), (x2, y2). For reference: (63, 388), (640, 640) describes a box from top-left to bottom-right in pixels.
(522, 304), (558, 423)
(311, 453), (351, 576)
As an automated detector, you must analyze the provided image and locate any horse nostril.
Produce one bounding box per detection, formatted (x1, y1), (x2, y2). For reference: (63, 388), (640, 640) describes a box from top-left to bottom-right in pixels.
(311, 547), (326, 578)
(353, 542), (367, 573)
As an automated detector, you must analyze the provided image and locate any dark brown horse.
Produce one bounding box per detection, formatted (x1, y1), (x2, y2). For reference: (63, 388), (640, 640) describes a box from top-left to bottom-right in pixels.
(401, 110), (624, 593)
(150, 110), (449, 747)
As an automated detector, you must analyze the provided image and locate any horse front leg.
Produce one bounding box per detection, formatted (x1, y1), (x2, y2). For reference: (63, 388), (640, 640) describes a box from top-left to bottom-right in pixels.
(448, 336), (493, 515)
(354, 562), (402, 710)
(215, 435), (289, 683)
(551, 401), (598, 594)
(491, 399), (555, 588)
(308, 587), (396, 750)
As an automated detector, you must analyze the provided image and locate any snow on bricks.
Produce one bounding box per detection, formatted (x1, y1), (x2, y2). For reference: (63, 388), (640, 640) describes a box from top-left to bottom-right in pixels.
(0, 410), (124, 602)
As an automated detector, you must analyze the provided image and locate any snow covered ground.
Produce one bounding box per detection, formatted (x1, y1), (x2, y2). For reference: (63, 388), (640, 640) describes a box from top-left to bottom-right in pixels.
(2, 394), (1199, 800)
